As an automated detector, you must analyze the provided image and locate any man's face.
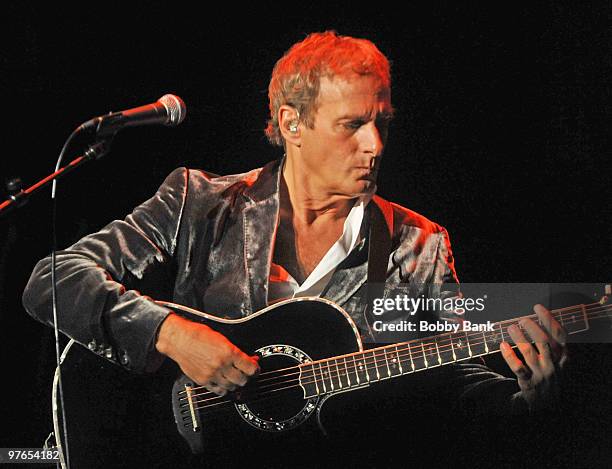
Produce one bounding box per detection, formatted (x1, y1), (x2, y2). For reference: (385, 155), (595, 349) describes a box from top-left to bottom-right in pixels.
(298, 74), (392, 198)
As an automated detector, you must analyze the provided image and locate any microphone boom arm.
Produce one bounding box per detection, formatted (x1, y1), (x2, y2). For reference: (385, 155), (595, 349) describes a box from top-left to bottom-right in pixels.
(0, 139), (112, 218)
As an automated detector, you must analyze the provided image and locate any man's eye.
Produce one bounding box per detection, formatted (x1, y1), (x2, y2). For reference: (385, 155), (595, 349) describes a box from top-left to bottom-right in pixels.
(344, 121), (364, 129)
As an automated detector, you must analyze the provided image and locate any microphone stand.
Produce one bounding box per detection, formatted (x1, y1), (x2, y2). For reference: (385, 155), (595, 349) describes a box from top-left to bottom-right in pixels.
(0, 139), (112, 218)
(2, 134), (112, 469)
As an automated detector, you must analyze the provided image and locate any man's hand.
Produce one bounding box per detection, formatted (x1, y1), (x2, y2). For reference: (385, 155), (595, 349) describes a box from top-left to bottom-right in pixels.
(500, 304), (568, 409)
(155, 313), (259, 396)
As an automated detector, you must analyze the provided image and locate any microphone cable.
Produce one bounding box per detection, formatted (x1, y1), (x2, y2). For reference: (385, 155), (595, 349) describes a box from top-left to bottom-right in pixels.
(49, 125), (82, 469)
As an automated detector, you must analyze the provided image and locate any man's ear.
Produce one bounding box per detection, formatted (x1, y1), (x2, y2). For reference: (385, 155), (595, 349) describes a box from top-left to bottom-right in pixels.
(278, 105), (301, 147)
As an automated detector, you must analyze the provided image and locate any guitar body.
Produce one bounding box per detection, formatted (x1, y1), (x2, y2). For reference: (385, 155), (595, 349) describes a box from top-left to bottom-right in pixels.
(54, 297), (364, 467)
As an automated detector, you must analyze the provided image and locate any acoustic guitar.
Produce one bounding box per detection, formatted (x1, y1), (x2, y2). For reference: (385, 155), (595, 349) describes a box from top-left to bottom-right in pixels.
(49, 292), (611, 467)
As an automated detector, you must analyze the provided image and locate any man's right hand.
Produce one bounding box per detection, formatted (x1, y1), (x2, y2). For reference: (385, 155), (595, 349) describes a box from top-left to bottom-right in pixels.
(155, 313), (259, 396)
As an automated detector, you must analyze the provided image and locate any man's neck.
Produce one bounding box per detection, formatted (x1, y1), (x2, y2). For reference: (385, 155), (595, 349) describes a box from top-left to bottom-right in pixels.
(281, 155), (355, 226)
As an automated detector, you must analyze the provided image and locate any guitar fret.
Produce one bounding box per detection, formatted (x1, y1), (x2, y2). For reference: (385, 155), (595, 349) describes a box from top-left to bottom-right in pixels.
(386, 345), (402, 377)
(468, 330), (487, 357)
(383, 348), (391, 378)
(396, 345), (404, 374)
(451, 333), (470, 361)
(437, 333), (455, 364)
(353, 355), (361, 385)
(407, 343), (415, 371)
(356, 353), (369, 384)
(313, 363), (320, 395)
(344, 357), (351, 387)
(373, 350), (381, 381)
(338, 359), (346, 389)
(299, 363), (319, 398)
(484, 326), (502, 352)
(423, 341), (440, 368)
(410, 343), (426, 370)
(563, 305), (589, 334)
(465, 332), (473, 357)
(318, 362), (328, 393)
(335, 359), (344, 389)
(364, 351), (372, 382)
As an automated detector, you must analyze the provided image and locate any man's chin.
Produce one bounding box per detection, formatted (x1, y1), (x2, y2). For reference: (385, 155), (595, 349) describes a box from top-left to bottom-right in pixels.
(353, 180), (378, 197)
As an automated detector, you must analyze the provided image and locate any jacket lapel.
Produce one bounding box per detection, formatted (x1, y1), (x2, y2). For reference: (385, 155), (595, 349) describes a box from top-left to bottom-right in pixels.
(323, 195), (394, 307)
(242, 159), (282, 312)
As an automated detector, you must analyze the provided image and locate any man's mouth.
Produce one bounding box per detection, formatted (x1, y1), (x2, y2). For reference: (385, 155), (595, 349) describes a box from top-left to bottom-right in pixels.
(355, 167), (377, 180)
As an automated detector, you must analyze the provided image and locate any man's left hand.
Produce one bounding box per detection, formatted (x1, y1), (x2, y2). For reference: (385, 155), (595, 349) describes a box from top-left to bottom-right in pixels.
(500, 304), (569, 409)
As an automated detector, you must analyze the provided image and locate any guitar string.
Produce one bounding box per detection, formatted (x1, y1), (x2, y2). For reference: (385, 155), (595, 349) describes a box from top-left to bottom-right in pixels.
(183, 307), (612, 413)
(184, 305), (611, 406)
(185, 308), (610, 410)
(184, 340), (548, 416)
(181, 304), (610, 401)
(179, 303), (607, 395)
(183, 306), (611, 406)
(179, 301), (607, 396)
(181, 301), (607, 392)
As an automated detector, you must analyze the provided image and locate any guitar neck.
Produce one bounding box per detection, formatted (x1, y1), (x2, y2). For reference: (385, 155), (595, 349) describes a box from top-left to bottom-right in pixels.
(299, 300), (611, 397)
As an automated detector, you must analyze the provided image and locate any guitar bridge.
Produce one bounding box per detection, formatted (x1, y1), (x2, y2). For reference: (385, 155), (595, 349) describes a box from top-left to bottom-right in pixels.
(184, 385), (200, 432)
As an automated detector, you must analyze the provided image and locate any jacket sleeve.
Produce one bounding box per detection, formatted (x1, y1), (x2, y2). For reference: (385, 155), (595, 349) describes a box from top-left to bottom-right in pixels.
(22, 167), (188, 373)
(430, 227), (529, 415)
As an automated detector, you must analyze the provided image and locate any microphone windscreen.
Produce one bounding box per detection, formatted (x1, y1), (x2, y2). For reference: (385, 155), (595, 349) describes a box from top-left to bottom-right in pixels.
(159, 94), (187, 126)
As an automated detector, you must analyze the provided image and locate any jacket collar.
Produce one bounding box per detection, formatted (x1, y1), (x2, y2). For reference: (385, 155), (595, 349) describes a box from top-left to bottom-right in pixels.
(243, 158), (283, 203)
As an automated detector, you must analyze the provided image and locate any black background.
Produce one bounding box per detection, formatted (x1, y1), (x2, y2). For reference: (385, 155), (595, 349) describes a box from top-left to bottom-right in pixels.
(1, 2), (610, 468)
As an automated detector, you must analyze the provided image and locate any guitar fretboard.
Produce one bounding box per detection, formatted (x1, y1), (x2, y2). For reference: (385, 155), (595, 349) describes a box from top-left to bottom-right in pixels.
(299, 301), (610, 398)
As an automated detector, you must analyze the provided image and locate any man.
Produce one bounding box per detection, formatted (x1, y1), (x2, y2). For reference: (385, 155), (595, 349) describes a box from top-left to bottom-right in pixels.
(23, 31), (567, 463)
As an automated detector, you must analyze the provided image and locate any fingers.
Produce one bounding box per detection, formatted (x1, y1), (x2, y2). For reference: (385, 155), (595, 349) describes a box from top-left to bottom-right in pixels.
(518, 318), (553, 361)
(200, 351), (259, 396)
(530, 304), (568, 365)
(233, 352), (260, 377)
(202, 369), (245, 396)
(204, 353), (258, 396)
(206, 382), (229, 396)
(167, 319), (260, 397)
(222, 364), (250, 387)
(500, 305), (570, 407)
(534, 303), (567, 348)
(500, 341), (533, 384)
(504, 303), (570, 382)
(507, 322), (541, 375)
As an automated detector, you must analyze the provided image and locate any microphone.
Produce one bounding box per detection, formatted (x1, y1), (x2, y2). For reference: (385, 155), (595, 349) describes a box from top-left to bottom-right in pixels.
(79, 94), (187, 136)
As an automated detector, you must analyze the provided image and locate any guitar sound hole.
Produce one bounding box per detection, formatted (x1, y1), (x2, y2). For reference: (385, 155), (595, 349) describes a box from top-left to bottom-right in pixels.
(243, 354), (305, 422)
(233, 344), (320, 432)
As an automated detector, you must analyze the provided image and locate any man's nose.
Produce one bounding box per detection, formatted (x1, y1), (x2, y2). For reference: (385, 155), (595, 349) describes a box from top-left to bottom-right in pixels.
(361, 121), (385, 157)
